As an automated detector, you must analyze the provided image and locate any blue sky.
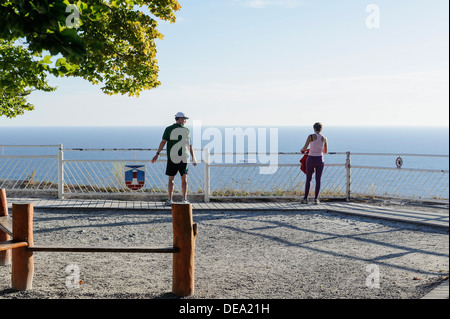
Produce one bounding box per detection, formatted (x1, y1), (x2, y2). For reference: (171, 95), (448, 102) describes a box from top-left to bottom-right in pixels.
(1, 0), (448, 127)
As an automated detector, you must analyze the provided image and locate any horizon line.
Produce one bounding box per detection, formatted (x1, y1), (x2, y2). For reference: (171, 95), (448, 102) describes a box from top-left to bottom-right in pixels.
(0, 124), (448, 128)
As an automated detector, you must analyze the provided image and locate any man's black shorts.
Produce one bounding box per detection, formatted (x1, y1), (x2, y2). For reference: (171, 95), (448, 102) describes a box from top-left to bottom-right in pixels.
(166, 158), (189, 176)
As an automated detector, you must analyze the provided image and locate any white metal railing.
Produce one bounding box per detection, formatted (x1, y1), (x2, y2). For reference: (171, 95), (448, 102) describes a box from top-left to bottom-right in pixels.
(60, 147), (204, 198)
(347, 153), (449, 202)
(0, 145), (59, 193)
(0, 145), (448, 203)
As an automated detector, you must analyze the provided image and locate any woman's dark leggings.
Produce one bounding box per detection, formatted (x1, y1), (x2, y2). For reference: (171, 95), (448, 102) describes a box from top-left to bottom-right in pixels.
(304, 155), (324, 199)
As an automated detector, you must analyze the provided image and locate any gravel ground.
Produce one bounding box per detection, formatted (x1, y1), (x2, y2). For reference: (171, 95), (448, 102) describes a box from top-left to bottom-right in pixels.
(0, 207), (448, 299)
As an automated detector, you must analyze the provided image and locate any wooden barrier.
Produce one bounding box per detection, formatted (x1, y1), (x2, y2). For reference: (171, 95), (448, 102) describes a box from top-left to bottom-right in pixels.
(0, 189), (11, 266)
(11, 202), (34, 291)
(28, 246), (179, 253)
(0, 194), (198, 296)
(172, 203), (198, 296)
(0, 241), (28, 251)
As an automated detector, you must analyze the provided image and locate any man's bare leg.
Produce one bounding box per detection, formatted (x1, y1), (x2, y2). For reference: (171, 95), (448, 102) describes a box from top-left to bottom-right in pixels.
(181, 174), (188, 201)
(166, 176), (175, 205)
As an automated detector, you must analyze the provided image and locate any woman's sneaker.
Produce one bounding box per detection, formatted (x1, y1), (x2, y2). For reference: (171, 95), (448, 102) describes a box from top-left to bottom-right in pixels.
(300, 197), (308, 204)
(165, 198), (173, 206)
(181, 198), (190, 204)
(313, 198), (320, 205)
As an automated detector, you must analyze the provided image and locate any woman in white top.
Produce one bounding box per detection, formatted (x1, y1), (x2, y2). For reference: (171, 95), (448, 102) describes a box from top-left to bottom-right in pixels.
(300, 122), (328, 204)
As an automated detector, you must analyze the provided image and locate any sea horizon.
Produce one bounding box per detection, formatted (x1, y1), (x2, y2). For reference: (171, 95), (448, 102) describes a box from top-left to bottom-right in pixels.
(1, 125), (449, 154)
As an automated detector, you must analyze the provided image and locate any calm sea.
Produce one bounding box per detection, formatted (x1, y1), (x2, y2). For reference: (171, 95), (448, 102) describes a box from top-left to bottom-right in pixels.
(0, 126), (448, 170)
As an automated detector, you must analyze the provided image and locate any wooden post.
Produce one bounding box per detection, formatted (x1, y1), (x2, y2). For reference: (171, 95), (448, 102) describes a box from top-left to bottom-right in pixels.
(172, 203), (198, 297)
(0, 189), (11, 266)
(11, 202), (34, 291)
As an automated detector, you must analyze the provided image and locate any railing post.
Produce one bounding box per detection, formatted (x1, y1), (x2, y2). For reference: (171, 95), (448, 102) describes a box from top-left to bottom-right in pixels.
(203, 148), (210, 203)
(11, 202), (34, 291)
(0, 188), (11, 266)
(346, 151), (351, 201)
(58, 144), (64, 199)
(172, 203), (197, 297)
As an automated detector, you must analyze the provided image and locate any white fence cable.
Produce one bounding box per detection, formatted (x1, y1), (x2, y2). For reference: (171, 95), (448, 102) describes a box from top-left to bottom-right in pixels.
(62, 160), (204, 195)
(0, 156), (58, 191)
(208, 164), (347, 198)
(350, 166), (449, 201)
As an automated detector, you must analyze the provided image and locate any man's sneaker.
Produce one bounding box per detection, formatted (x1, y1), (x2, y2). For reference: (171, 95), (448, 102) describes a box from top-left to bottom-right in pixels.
(165, 198), (173, 206)
(313, 198), (321, 205)
(300, 197), (308, 204)
(181, 198), (190, 204)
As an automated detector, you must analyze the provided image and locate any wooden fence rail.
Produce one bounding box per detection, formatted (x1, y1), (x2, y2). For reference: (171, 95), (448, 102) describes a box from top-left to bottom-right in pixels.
(0, 188), (12, 266)
(0, 189), (197, 296)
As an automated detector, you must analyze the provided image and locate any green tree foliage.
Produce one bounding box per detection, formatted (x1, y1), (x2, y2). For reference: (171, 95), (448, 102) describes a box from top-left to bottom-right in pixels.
(0, 0), (181, 118)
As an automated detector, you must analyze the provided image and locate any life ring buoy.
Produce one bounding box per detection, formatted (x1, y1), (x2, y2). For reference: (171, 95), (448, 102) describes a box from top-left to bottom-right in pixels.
(395, 156), (403, 168)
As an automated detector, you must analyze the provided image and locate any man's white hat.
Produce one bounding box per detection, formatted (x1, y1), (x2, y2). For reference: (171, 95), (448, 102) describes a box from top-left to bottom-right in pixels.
(175, 112), (189, 119)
